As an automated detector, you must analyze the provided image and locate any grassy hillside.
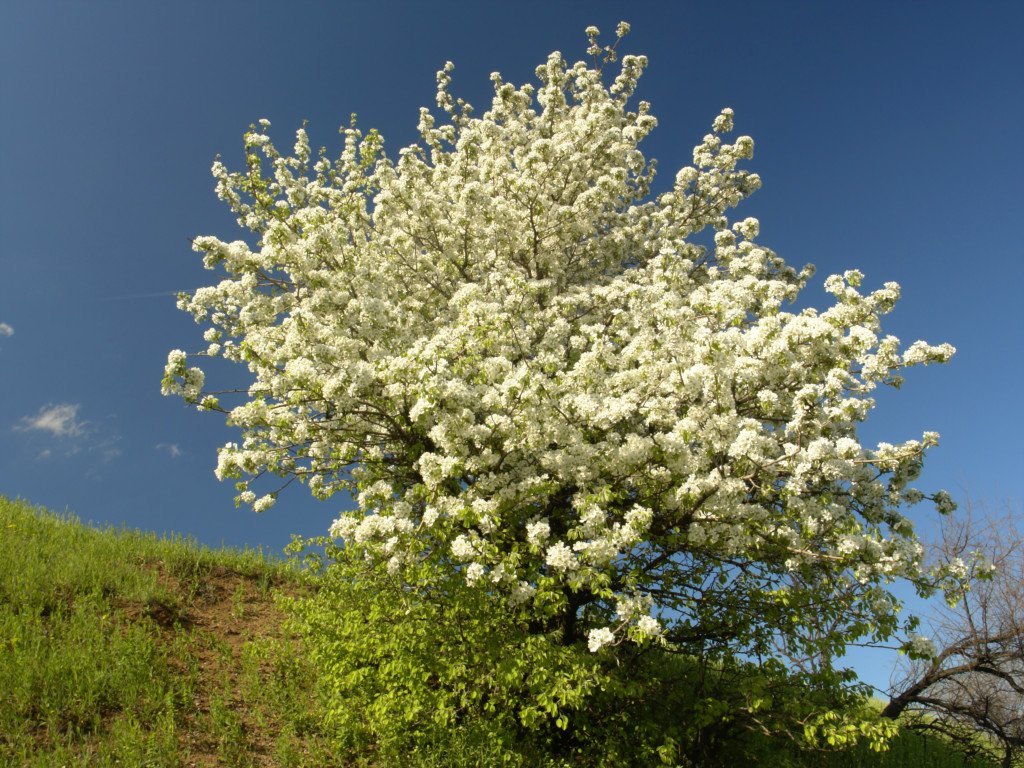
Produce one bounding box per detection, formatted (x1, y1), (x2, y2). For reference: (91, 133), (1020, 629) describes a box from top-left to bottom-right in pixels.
(0, 496), (337, 767)
(0, 496), (1001, 767)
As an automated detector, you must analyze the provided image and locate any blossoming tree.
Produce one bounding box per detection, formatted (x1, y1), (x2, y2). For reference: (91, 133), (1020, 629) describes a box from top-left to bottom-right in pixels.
(164, 24), (956, 762)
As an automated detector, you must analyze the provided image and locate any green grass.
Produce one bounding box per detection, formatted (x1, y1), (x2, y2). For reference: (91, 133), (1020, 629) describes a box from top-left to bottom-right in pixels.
(0, 495), (1005, 767)
(0, 496), (337, 767)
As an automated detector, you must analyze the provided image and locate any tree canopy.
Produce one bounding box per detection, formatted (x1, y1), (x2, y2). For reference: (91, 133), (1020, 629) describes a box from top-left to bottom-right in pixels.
(164, 24), (959, 763)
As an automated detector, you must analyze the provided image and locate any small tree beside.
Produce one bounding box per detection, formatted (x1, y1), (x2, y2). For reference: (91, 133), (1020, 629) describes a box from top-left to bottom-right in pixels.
(885, 503), (1024, 768)
(165, 24), (956, 764)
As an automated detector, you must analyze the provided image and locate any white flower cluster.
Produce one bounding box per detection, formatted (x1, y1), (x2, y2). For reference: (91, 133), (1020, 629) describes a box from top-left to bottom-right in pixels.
(161, 349), (205, 401)
(526, 519), (550, 545)
(905, 633), (937, 659)
(588, 627), (615, 652)
(167, 26), (955, 659)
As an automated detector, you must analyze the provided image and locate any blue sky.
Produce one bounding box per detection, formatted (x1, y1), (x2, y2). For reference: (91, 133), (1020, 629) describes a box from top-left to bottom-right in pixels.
(1, 1), (1021, 692)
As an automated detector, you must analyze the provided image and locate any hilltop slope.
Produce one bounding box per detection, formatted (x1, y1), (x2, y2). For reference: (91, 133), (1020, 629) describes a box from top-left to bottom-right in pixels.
(0, 496), (335, 767)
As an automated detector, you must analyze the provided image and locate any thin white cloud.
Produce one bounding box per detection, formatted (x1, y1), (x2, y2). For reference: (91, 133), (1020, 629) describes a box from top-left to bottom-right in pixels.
(98, 290), (182, 301)
(0, 322), (12, 337)
(100, 443), (123, 461)
(156, 442), (183, 458)
(15, 404), (121, 471)
(15, 403), (86, 438)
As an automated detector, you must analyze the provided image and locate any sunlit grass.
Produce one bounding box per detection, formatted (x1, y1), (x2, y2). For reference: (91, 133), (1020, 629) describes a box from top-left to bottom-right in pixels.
(0, 496), (336, 767)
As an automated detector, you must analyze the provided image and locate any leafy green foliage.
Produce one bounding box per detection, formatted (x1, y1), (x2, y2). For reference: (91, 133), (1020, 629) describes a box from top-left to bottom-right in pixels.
(286, 536), (598, 765)
(810, 726), (1000, 768)
(287, 536), (902, 766)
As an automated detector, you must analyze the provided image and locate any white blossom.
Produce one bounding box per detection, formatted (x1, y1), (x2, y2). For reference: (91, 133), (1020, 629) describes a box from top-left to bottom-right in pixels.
(328, 516), (356, 539)
(588, 627), (615, 652)
(451, 534), (476, 561)
(252, 494), (276, 513)
(465, 562), (485, 585)
(635, 615), (662, 639)
(526, 519), (551, 545)
(167, 27), (956, 662)
(545, 542), (578, 571)
(906, 634), (937, 659)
